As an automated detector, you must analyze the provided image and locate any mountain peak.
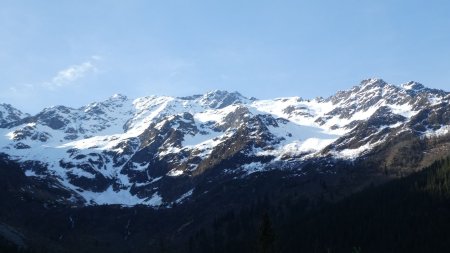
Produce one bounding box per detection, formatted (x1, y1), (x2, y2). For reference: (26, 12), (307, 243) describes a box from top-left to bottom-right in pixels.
(204, 89), (242, 97)
(359, 78), (388, 88)
(109, 93), (128, 101)
(200, 90), (249, 109)
(0, 103), (29, 127)
(401, 81), (425, 91)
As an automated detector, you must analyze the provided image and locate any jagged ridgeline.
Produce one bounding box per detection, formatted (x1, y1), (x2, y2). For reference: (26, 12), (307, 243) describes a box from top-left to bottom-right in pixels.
(0, 79), (449, 206)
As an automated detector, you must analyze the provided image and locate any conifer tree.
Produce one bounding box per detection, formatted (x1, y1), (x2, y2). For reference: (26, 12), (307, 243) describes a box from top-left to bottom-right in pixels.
(259, 212), (275, 253)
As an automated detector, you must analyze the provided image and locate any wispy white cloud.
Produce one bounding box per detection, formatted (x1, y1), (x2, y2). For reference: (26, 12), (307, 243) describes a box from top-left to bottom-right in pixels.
(2, 56), (101, 112)
(43, 56), (99, 90)
(7, 56), (100, 95)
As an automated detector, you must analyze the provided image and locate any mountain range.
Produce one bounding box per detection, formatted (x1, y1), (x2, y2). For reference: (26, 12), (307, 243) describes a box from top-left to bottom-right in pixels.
(1, 78), (450, 252)
(1, 78), (450, 207)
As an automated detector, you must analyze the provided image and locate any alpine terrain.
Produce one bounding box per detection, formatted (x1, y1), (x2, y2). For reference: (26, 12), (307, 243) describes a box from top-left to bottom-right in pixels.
(1, 78), (450, 253)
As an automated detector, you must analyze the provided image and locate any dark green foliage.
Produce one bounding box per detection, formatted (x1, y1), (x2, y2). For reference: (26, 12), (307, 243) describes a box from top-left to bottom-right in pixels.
(258, 213), (275, 253)
(424, 157), (450, 197)
(287, 156), (450, 252)
(188, 156), (450, 253)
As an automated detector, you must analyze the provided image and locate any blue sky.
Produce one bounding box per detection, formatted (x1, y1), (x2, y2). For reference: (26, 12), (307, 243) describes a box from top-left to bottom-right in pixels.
(1, 0), (450, 113)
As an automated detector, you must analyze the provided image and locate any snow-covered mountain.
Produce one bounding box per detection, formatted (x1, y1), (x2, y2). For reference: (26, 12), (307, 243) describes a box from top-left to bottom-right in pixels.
(1, 78), (449, 206)
(0, 103), (29, 127)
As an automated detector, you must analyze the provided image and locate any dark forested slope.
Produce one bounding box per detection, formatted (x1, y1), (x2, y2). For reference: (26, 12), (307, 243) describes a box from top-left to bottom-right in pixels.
(2, 156), (450, 253)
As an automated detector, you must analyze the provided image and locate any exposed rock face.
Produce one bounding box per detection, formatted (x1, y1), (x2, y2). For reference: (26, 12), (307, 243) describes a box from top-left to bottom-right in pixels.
(0, 81), (449, 207)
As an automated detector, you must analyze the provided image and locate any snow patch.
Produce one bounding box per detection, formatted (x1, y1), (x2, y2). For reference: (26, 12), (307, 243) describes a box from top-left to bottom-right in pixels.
(167, 169), (184, 177)
(175, 189), (194, 203)
(425, 125), (450, 138)
(241, 162), (265, 175)
(388, 103), (417, 118)
(147, 192), (163, 206)
(82, 187), (163, 207)
(24, 170), (38, 177)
